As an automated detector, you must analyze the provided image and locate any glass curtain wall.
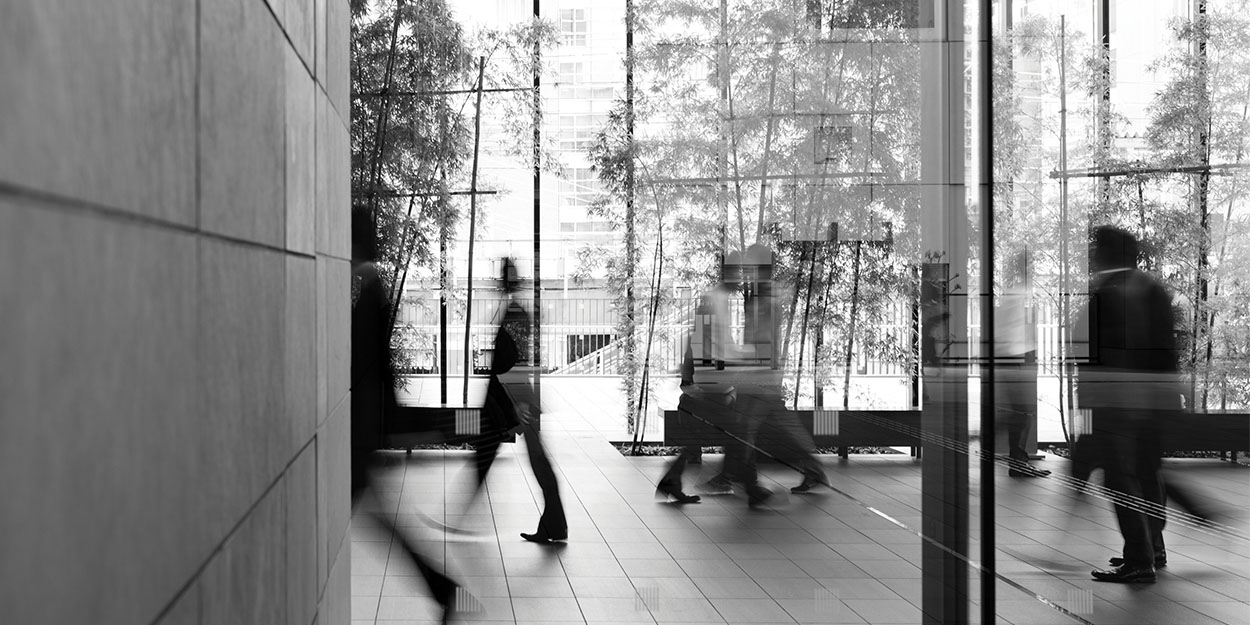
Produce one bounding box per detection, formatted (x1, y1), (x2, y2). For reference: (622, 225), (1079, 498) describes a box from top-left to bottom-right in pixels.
(987, 1), (1250, 623)
(386, 0), (1248, 622)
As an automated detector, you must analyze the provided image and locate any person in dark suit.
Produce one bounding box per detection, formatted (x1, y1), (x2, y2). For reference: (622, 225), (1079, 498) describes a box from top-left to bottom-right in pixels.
(471, 257), (567, 544)
(1076, 226), (1180, 584)
(351, 211), (461, 622)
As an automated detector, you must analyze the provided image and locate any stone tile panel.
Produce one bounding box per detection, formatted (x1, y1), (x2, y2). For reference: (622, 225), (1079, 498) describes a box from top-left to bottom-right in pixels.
(284, 0), (315, 69)
(0, 1), (195, 224)
(316, 94), (351, 259)
(0, 201), (207, 625)
(197, 239), (288, 528)
(202, 485), (287, 625)
(157, 585), (200, 625)
(287, 444), (319, 625)
(317, 400), (352, 594)
(321, 535), (352, 625)
(314, 0), (327, 87)
(286, 255), (317, 450)
(325, 257), (351, 416)
(286, 45), (317, 255)
(200, 0), (286, 247)
(324, 0), (350, 119)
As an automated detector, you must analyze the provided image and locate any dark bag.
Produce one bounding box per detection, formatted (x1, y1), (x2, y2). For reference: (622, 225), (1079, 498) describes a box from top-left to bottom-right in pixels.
(479, 317), (525, 440)
(482, 374), (522, 437)
(492, 320), (519, 375)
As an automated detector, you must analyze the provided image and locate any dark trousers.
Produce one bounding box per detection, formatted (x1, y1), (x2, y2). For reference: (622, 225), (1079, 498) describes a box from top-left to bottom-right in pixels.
(473, 422), (566, 536)
(722, 409), (764, 487)
(660, 443), (701, 488)
(994, 358), (1037, 463)
(1097, 409), (1166, 567)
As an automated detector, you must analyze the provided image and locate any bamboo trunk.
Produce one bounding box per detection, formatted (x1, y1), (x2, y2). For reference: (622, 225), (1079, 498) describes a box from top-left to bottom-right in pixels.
(462, 57), (486, 405)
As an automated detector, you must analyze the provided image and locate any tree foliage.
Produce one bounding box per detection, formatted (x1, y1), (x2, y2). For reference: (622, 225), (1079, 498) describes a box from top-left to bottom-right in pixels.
(587, 0), (927, 420)
(351, 1), (470, 285)
(1142, 1), (1250, 408)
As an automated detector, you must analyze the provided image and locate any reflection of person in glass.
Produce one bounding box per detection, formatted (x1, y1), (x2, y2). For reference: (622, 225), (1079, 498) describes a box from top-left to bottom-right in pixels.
(474, 257), (567, 544)
(1076, 226), (1179, 584)
(660, 252), (829, 506)
(994, 250), (1049, 477)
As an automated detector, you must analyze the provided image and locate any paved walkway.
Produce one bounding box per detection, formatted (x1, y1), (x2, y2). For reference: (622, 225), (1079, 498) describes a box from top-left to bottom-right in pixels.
(352, 381), (1250, 624)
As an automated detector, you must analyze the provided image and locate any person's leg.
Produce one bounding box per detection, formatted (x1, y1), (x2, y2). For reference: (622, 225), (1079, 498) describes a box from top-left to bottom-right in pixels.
(727, 408), (771, 506)
(473, 438), (500, 489)
(1139, 423), (1167, 561)
(1103, 426), (1154, 568)
(356, 470), (461, 619)
(520, 423), (567, 541)
(1007, 412), (1029, 463)
(377, 506), (457, 603)
(660, 446), (693, 486)
(658, 445), (701, 503)
(723, 411), (761, 487)
(757, 412), (827, 492)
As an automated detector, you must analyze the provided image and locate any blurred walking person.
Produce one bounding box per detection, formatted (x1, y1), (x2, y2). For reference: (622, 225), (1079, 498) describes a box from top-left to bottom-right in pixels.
(472, 258), (567, 544)
(351, 212), (462, 623)
(1075, 226), (1180, 583)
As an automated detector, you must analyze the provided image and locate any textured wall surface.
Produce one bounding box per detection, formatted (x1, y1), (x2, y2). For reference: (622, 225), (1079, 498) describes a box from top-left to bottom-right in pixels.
(0, 1), (351, 624)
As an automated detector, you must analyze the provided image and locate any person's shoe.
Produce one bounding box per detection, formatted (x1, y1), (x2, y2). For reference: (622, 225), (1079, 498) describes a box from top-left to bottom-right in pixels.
(698, 475), (733, 495)
(434, 583), (465, 625)
(1110, 555), (1166, 568)
(520, 529), (567, 544)
(1008, 465), (1051, 478)
(791, 474), (826, 493)
(747, 486), (773, 508)
(1091, 564), (1156, 583)
(656, 480), (701, 504)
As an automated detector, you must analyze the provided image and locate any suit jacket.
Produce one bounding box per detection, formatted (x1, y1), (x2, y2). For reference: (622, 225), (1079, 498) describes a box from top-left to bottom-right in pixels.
(488, 300), (538, 425)
(350, 261), (395, 489)
(1074, 268), (1182, 411)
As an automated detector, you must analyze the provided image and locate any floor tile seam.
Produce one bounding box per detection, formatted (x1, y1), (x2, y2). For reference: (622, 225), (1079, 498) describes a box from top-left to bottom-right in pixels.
(366, 462), (410, 624)
(703, 594), (798, 624)
(575, 437), (786, 618)
(560, 429), (669, 551)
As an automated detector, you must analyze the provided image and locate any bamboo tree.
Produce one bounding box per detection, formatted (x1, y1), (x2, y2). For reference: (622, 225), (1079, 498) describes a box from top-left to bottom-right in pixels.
(462, 56), (486, 404)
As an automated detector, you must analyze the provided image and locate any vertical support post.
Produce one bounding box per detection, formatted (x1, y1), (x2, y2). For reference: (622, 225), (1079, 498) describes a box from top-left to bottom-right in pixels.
(447, 208), (452, 405)
(1094, 0), (1112, 212)
(532, 0), (543, 428)
(978, 0), (997, 621)
(718, 0), (730, 254)
(919, 1), (971, 622)
(625, 0), (638, 425)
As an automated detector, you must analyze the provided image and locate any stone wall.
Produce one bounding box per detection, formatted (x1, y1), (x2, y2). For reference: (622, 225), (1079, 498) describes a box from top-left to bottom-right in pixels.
(0, 1), (352, 624)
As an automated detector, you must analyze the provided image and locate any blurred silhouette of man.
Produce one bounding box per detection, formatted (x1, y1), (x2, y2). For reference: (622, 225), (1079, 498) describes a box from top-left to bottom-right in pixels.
(1076, 226), (1179, 583)
(471, 257), (567, 544)
(351, 211), (461, 622)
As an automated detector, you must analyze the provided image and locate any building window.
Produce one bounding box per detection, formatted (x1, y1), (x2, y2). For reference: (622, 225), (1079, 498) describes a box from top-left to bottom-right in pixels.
(558, 167), (599, 208)
(558, 61), (584, 84)
(557, 114), (606, 152)
(559, 9), (587, 47)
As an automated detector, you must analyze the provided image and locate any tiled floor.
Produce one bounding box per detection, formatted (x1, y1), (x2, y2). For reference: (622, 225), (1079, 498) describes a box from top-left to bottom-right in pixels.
(352, 379), (1250, 624)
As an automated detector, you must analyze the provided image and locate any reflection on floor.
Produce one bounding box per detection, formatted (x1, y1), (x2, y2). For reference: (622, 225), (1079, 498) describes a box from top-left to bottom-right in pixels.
(351, 381), (1250, 624)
